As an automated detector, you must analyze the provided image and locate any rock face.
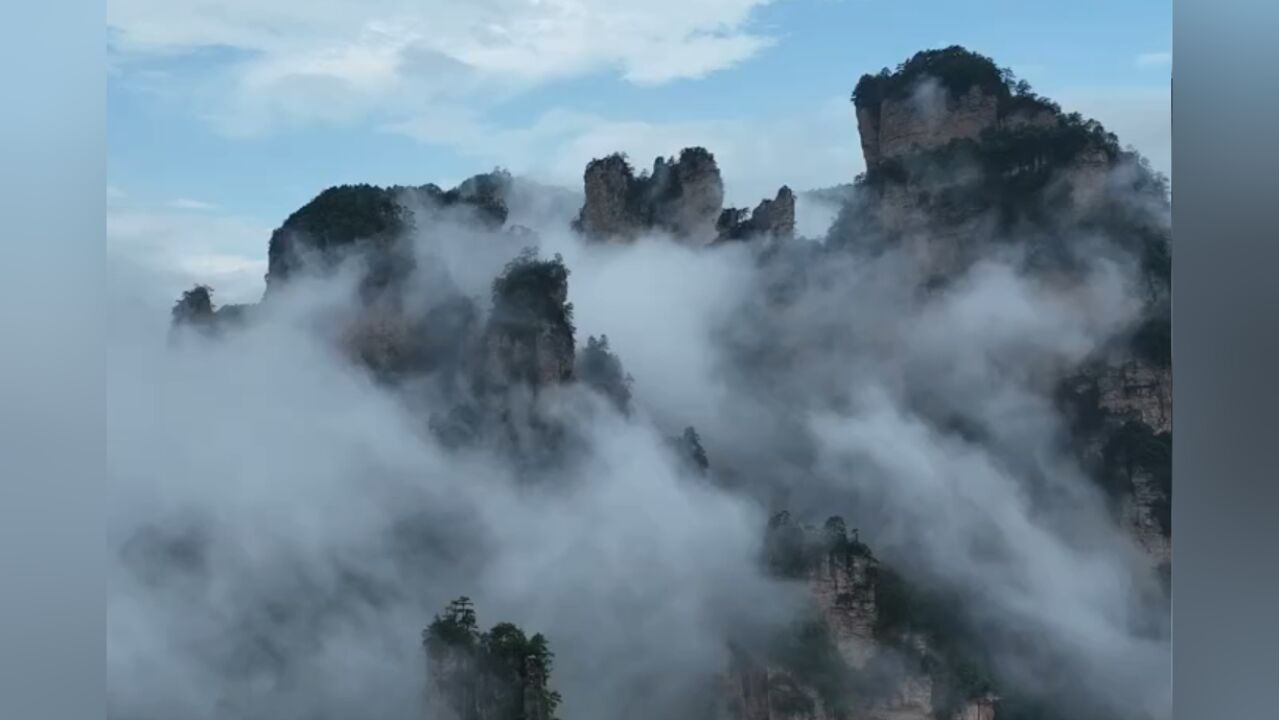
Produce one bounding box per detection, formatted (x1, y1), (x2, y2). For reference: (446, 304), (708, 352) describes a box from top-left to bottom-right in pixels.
(652, 148), (726, 239)
(841, 50), (1172, 575)
(719, 663), (835, 720)
(858, 84), (1000, 167)
(806, 540), (878, 669)
(1060, 357), (1173, 567)
(843, 45), (1144, 245)
(718, 187), (797, 242)
(245, 173), (587, 394)
(574, 147), (793, 244)
(744, 514), (997, 720)
(574, 154), (643, 240)
(478, 251), (576, 391)
(574, 148), (724, 242)
(1095, 361), (1173, 435)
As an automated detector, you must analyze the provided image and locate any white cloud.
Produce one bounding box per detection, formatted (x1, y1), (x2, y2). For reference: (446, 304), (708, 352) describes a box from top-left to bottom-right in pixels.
(108, 0), (778, 135)
(108, 205), (270, 304)
(385, 81), (1170, 216)
(388, 95), (862, 208)
(167, 198), (219, 211)
(1135, 51), (1172, 68)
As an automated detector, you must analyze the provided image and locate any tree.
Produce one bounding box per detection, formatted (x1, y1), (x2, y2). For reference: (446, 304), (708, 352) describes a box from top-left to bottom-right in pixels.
(171, 284), (215, 327)
(423, 597), (562, 720)
(576, 335), (633, 414)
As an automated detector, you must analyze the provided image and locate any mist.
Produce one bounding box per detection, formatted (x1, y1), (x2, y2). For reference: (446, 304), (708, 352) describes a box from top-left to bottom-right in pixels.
(107, 224), (801, 720)
(108, 148), (1170, 720)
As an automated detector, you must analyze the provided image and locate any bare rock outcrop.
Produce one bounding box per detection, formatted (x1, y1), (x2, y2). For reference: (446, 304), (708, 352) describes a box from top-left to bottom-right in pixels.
(858, 83), (1000, 167)
(747, 513), (1003, 720)
(804, 519), (879, 670)
(573, 147), (724, 242)
(1060, 357), (1172, 567)
(574, 154), (644, 240)
(478, 250), (576, 391)
(852, 47), (1012, 169)
(719, 663), (835, 720)
(718, 187), (797, 242)
(1095, 361), (1173, 435)
(574, 147), (794, 245)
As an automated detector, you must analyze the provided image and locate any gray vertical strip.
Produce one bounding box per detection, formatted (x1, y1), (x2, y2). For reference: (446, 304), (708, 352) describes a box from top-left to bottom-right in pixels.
(1174, 2), (1279, 719)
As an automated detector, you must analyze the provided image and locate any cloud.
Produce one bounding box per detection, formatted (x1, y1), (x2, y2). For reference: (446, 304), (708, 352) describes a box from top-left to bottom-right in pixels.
(103, 143), (1171, 719)
(385, 81), (1167, 214)
(1135, 51), (1172, 68)
(167, 198), (219, 211)
(108, 0), (779, 135)
(388, 96), (862, 209)
(108, 205), (270, 304)
(105, 224), (801, 720)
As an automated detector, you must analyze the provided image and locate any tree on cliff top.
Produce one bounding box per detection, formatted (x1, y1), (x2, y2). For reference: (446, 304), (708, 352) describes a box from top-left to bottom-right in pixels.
(425, 597), (562, 720)
(853, 45), (1012, 109)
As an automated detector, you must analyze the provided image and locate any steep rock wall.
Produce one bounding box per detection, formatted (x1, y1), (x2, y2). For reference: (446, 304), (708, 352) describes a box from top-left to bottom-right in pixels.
(858, 85), (1000, 168)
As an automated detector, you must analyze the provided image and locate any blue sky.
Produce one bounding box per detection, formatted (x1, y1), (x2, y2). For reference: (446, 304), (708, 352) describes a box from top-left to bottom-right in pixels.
(106, 0), (1171, 303)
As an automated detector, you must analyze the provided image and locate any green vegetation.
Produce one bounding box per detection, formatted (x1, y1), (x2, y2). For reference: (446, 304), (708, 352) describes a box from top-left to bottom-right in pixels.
(853, 46), (1012, 110)
(679, 426), (710, 474)
(267, 174), (511, 286)
(849, 46), (1172, 227)
(666, 426), (710, 475)
(822, 516), (873, 561)
(576, 335), (633, 414)
(171, 285), (215, 328)
(424, 597), (562, 720)
(276, 184), (410, 252)
(763, 512), (873, 579)
(491, 248), (575, 341)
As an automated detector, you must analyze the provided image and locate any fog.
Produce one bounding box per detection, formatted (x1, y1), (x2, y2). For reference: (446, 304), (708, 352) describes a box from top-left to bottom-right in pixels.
(107, 158), (1171, 720)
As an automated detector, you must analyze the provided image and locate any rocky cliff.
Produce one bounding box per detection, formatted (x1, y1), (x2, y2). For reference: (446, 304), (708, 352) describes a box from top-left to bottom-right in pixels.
(424, 598), (561, 720)
(478, 250), (576, 391)
(743, 513), (998, 720)
(573, 148), (795, 243)
(857, 84), (999, 168)
(719, 187), (797, 242)
(265, 174), (509, 295)
(1060, 357), (1173, 568)
(841, 47), (1159, 265)
(573, 148), (724, 242)
(836, 48), (1173, 573)
(159, 43), (1171, 720)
